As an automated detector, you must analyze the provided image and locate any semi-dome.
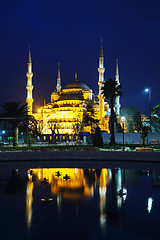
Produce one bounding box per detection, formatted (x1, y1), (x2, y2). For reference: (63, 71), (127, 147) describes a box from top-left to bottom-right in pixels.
(58, 92), (84, 101)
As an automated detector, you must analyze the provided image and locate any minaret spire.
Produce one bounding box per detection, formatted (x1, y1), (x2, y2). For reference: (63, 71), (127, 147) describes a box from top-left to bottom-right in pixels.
(115, 58), (119, 83)
(56, 62), (61, 93)
(26, 45), (34, 114)
(100, 37), (103, 58)
(114, 58), (121, 115)
(98, 38), (105, 121)
(28, 44), (31, 64)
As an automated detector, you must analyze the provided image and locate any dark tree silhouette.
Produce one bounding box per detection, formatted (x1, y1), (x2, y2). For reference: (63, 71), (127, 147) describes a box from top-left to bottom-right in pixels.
(141, 125), (150, 146)
(93, 126), (103, 147)
(0, 102), (28, 146)
(101, 79), (122, 144)
(83, 103), (99, 133)
(19, 114), (39, 144)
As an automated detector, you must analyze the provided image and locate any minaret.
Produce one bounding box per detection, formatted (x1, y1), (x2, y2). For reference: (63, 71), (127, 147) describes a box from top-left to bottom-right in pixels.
(98, 38), (105, 120)
(114, 59), (121, 115)
(26, 45), (34, 114)
(56, 62), (61, 93)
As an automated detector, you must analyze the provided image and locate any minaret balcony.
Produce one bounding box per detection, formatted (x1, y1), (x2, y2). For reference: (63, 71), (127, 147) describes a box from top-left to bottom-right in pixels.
(98, 81), (104, 86)
(26, 72), (33, 78)
(98, 68), (105, 74)
(115, 103), (121, 108)
(26, 98), (33, 103)
(26, 85), (33, 91)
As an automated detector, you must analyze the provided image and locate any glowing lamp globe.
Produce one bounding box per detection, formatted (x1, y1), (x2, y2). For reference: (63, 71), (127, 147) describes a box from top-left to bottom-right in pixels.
(145, 88), (149, 93)
(121, 116), (125, 123)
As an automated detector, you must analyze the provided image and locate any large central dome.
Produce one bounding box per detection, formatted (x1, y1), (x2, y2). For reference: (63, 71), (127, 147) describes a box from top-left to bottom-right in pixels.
(63, 72), (89, 90)
(63, 81), (89, 90)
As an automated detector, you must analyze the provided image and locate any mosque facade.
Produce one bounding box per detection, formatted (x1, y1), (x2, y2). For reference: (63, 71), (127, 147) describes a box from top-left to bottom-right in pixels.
(26, 40), (121, 139)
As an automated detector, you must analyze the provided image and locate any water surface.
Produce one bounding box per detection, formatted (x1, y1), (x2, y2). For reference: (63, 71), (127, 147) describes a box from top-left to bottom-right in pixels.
(0, 165), (160, 240)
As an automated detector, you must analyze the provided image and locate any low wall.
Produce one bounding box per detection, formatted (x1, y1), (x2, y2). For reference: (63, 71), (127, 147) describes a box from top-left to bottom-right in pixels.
(102, 132), (160, 144)
(0, 150), (160, 162)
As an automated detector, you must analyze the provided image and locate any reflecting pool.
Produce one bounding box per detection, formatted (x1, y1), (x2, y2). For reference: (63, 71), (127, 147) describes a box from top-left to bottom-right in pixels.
(0, 166), (160, 239)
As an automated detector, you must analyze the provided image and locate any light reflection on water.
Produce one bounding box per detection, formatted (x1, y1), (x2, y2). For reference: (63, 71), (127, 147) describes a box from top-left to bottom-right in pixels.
(26, 179), (33, 232)
(1, 167), (160, 239)
(26, 168), (112, 235)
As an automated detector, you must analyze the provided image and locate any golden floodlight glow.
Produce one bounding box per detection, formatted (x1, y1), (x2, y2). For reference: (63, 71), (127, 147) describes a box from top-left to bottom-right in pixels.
(38, 109), (41, 113)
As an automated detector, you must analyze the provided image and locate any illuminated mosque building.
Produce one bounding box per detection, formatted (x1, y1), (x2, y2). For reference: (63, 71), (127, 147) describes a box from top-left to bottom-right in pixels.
(26, 40), (121, 138)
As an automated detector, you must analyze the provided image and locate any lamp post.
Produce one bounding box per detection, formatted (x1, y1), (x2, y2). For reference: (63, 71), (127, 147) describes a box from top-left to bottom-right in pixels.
(27, 124), (31, 146)
(121, 116), (125, 151)
(145, 88), (151, 131)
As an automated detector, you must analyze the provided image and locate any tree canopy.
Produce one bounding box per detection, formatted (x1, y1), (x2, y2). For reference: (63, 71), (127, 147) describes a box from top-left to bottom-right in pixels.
(0, 101), (39, 146)
(0, 101), (28, 146)
(150, 104), (160, 131)
(120, 106), (142, 132)
(83, 103), (99, 133)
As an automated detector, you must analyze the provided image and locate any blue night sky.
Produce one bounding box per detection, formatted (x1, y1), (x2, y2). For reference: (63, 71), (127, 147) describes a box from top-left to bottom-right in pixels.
(0, 0), (160, 116)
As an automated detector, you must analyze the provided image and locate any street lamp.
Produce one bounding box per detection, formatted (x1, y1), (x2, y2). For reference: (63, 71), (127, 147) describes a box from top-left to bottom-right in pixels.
(121, 116), (125, 151)
(27, 124), (31, 146)
(145, 88), (151, 131)
(1, 130), (6, 144)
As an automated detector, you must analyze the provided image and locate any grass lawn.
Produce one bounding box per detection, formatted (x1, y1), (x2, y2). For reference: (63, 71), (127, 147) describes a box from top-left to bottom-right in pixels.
(0, 143), (160, 152)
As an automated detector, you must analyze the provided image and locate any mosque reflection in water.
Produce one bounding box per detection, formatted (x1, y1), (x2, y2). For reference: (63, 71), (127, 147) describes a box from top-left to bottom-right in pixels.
(25, 167), (127, 232)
